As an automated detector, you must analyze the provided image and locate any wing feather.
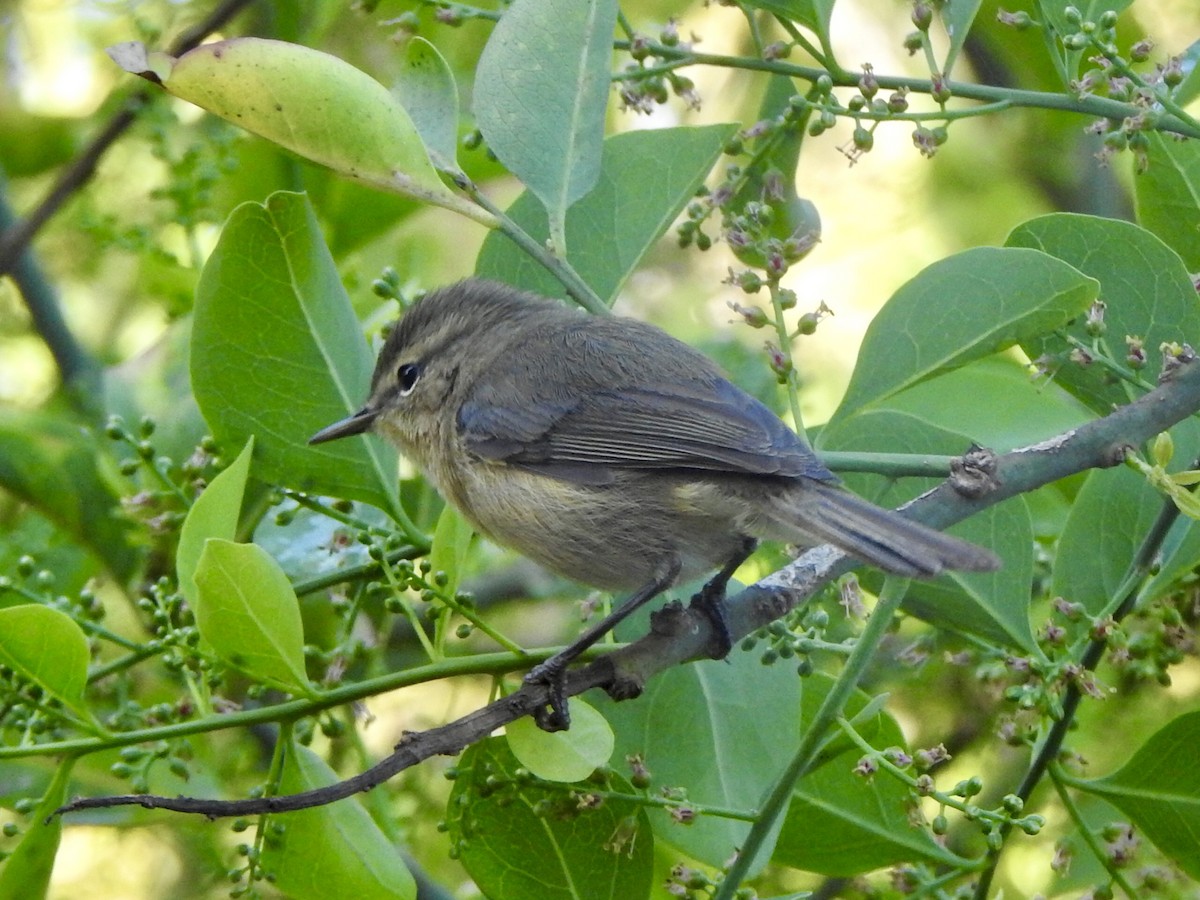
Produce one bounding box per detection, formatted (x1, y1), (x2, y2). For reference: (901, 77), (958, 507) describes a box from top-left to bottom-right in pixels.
(456, 323), (833, 485)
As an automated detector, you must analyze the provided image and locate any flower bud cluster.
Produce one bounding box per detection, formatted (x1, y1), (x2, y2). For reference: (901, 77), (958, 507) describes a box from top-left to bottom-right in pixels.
(618, 22), (702, 115)
(997, 5), (1187, 172)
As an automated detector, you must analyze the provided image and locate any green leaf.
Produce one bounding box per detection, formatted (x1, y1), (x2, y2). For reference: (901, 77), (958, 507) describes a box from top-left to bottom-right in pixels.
(1136, 133), (1200, 271)
(1055, 417), (1200, 616)
(107, 38), (463, 213)
(446, 738), (652, 900)
(193, 539), (312, 695)
(176, 436), (254, 608)
(191, 191), (402, 519)
(0, 605), (90, 719)
(901, 500), (1035, 650)
(1008, 213), (1200, 415)
(870, 356), (1090, 453)
(1075, 710), (1200, 879)
(828, 246), (1098, 424)
(265, 742), (416, 900)
(0, 757), (74, 900)
(474, 0), (617, 252)
(476, 125), (735, 305)
(427, 505), (473, 602)
(395, 38), (459, 171)
(774, 675), (972, 875)
(598, 646), (801, 871)
(0, 410), (138, 581)
(740, 0), (836, 40)
(506, 698), (615, 782)
(941, 0), (983, 76)
(819, 408), (1035, 650)
(1176, 37), (1200, 106)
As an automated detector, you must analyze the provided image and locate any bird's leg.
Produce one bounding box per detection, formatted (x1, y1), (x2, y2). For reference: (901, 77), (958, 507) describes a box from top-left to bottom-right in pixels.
(525, 558), (681, 732)
(690, 537), (758, 659)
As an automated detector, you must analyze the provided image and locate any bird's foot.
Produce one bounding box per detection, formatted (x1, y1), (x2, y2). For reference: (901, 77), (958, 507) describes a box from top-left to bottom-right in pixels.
(524, 660), (571, 732)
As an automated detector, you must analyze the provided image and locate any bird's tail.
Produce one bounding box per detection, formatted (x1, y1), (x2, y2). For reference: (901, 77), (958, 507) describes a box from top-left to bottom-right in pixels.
(770, 481), (1000, 578)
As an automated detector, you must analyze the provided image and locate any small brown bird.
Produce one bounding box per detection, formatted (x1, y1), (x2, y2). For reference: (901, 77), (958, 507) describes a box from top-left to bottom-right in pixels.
(311, 279), (999, 728)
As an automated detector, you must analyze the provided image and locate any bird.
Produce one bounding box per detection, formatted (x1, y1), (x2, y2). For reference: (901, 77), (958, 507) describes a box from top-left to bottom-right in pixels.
(310, 278), (999, 728)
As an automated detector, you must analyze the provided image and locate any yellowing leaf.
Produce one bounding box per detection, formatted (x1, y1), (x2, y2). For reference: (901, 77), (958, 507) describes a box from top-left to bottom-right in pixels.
(107, 38), (488, 222)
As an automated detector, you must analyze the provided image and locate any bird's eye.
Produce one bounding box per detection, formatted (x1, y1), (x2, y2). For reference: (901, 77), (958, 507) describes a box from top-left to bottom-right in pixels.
(397, 362), (421, 396)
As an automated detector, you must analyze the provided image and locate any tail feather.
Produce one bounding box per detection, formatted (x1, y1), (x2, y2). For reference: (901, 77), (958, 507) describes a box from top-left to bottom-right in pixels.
(775, 482), (1000, 578)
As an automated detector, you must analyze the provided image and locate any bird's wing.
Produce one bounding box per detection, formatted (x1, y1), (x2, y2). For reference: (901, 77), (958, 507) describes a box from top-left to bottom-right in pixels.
(457, 328), (833, 486)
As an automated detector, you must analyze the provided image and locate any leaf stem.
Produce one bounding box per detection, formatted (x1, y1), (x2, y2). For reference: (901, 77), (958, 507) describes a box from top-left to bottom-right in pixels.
(454, 176), (609, 314)
(1049, 761), (1139, 899)
(769, 280), (806, 437)
(817, 450), (960, 477)
(713, 576), (911, 899)
(377, 554), (440, 662)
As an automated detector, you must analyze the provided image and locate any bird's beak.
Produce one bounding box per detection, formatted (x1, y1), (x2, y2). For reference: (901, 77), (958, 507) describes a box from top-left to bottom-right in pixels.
(308, 406), (378, 445)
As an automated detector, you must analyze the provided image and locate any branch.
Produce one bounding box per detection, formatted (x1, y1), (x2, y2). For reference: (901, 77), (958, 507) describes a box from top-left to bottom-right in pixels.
(0, 184), (102, 413)
(614, 42), (1200, 141)
(0, 0), (257, 399)
(0, 0), (256, 277)
(55, 349), (1200, 820)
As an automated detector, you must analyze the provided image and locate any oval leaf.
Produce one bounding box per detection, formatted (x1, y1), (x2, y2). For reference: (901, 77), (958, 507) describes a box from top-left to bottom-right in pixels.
(193, 539), (311, 695)
(395, 38), (459, 171)
(506, 698), (615, 782)
(0, 409), (139, 581)
(474, 0), (617, 251)
(1136, 133), (1200, 271)
(1076, 710), (1200, 879)
(1008, 213), (1200, 415)
(1054, 417), (1200, 617)
(828, 246), (1098, 424)
(191, 191), (403, 520)
(176, 436), (254, 608)
(446, 737), (652, 900)
(264, 742), (416, 900)
(476, 125), (735, 305)
(0, 605), (89, 719)
(112, 38), (458, 209)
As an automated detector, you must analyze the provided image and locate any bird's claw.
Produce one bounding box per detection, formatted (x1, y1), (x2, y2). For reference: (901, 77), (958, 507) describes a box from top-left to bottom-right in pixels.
(525, 661), (571, 731)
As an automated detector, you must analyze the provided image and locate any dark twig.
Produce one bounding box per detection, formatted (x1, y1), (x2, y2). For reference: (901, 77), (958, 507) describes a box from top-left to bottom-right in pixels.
(0, 185), (102, 413)
(54, 352), (1200, 820)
